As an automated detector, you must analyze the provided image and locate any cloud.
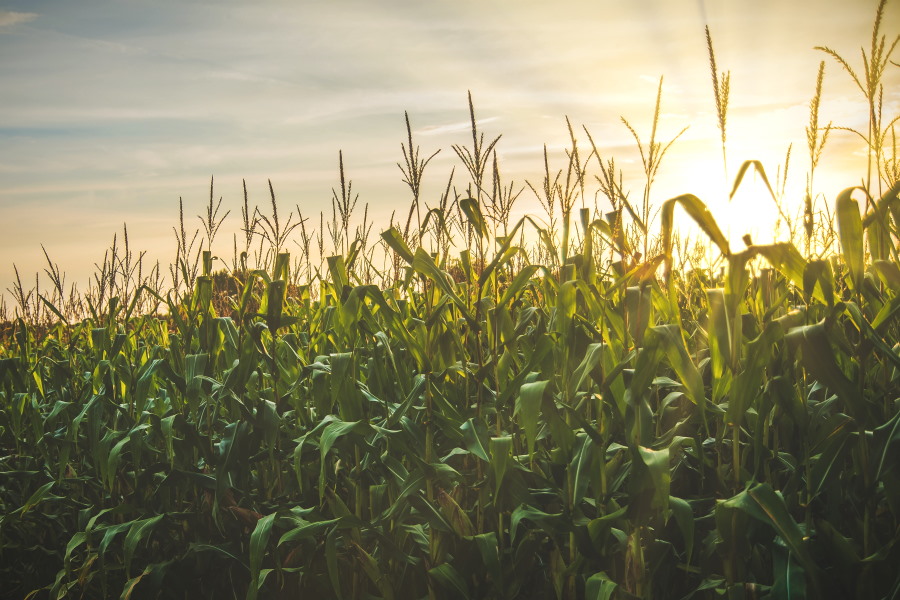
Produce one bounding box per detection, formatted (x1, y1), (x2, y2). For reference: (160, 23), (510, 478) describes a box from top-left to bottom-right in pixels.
(418, 117), (500, 136)
(0, 10), (37, 29)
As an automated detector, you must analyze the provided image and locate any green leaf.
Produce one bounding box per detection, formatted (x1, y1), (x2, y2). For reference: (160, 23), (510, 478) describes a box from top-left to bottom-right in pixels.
(862, 179), (900, 228)
(437, 488), (475, 537)
(661, 194), (730, 278)
(471, 532), (502, 592)
(569, 343), (605, 400)
(863, 179), (900, 262)
(555, 280), (577, 337)
(585, 572), (618, 600)
(64, 531), (87, 571)
(489, 436), (513, 493)
(668, 496), (695, 565)
(326, 255), (349, 291)
(498, 264), (541, 306)
(516, 380), (548, 457)
(785, 322), (857, 415)
(39, 293), (69, 325)
(874, 411), (900, 481)
(120, 560), (172, 600)
(845, 302), (900, 372)
(124, 514), (164, 576)
(751, 243), (808, 291)
(353, 542), (395, 600)
(412, 248), (477, 328)
(772, 541), (808, 600)
(803, 259), (835, 306)
(329, 353), (361, 421)
(871, 259), (900, 292)
(872, 294), (900, 331)
(747, 483), (822, 594)
(279, 518), (340, 546)
(727, 365), (764, 427)
(810, 423), (852, 499)
(509, 504), (563, 542)
(570, 433), (594, 507)
(637, 445), (670, 513)
(326, 526), (344, 600)
(428, 563), (470, 599)
(133, 359), (164, 414)
(625, 285), (652, 345)
(705, 288), (730, 378)
(380, 226), (415, 265)
(186, 542), (247, 567)
(319, 419), (369, 502)
(478, 223), (526, 287)
(460, 197), (489, 239)
(98, 522), (132, 567)
(729, 160), (778, 204)
(635, 326), (708, 438)
(835, 186), (865, 290)
(248, 512), (276, 600)
(17, 481), (55, 516)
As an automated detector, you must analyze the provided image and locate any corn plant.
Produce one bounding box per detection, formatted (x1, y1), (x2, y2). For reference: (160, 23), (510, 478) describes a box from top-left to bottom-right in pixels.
(1, 7), (899, 600)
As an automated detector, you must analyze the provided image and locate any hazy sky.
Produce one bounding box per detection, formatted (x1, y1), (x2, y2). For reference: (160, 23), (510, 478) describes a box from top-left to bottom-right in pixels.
(1, 0), (897, 300)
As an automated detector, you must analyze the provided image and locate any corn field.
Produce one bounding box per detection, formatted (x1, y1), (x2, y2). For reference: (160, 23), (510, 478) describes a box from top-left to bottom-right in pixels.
(1, 5), (900, 599)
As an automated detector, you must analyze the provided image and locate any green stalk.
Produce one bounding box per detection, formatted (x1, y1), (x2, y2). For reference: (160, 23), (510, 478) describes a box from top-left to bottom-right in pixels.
(858, 353), (872, 557)
(425, 373), (434, 503)
(732, 422), (740, 490)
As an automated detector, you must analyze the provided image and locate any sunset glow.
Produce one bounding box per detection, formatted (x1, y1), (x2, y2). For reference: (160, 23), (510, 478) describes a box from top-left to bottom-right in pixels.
(0, 0), (896, 293)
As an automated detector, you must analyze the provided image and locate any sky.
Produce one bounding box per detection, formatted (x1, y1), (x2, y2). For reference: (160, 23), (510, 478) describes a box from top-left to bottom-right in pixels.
(0, 0), (897, 304)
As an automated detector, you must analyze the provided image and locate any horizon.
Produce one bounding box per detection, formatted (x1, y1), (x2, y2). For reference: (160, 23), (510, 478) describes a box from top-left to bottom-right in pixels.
(1, 0), (897, 309)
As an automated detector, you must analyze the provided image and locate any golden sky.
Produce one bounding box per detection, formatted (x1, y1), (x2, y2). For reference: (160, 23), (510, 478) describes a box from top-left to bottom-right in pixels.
(0, 0), (897, 296)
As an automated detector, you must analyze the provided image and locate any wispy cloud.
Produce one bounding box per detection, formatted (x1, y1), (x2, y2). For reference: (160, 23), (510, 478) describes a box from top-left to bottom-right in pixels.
(0, 10), (37, 29)
(418, 117), (500, 137)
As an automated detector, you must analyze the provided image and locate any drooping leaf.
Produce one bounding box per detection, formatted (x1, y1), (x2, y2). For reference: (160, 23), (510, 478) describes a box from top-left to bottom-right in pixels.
(460, 417), (491, 462)
(124, 514), (164, 577)
(380, 226), (415, 265)
(459, 197), (489, 239)
(661, 194), (730, 279)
